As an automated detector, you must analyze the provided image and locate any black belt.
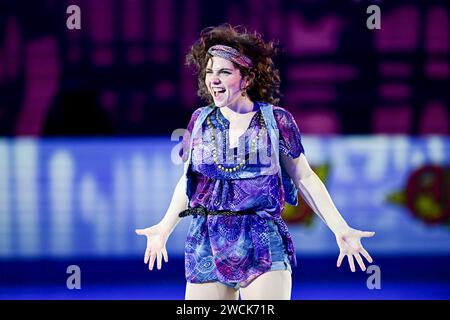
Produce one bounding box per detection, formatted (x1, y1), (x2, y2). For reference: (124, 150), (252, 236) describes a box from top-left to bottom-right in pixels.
(178, 206), (254, 218)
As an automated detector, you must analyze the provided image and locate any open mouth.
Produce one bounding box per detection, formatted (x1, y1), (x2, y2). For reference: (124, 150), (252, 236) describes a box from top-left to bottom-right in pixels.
(212, 88), (226, 98)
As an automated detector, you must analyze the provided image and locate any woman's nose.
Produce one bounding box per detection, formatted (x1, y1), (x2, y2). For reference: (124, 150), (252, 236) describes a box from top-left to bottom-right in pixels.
(211, 74), (221, 84)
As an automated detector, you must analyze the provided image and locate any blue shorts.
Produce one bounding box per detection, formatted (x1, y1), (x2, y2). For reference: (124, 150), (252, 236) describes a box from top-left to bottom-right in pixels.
(232, 219), (292, 289)
(187, 219), (292, 290)
(266, 220), (292, 274)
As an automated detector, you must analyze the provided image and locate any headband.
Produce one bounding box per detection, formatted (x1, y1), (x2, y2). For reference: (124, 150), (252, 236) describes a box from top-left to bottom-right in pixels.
(207, 45), (253, 69)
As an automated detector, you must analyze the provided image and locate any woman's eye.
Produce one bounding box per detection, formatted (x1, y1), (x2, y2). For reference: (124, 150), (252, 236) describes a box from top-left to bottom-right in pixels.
(205, 70), (230, 75)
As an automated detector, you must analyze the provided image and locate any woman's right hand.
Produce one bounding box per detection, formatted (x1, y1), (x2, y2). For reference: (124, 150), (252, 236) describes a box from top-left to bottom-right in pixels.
(135, 224), (169, 271)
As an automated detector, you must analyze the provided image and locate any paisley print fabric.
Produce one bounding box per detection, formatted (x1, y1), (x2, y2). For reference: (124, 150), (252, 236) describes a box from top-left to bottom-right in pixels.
(179, 104), (304, 288)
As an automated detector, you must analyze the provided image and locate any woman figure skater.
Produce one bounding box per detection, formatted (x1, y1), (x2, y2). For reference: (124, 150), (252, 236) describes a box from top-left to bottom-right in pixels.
(136, 24), (375, 300)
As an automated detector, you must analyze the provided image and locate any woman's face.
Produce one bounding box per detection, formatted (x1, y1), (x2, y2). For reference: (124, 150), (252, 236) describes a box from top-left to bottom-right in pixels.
(205, 56), (248, 108)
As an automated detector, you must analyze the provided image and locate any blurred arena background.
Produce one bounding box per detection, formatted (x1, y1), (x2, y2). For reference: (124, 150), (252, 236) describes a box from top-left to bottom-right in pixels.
(0, 0), (449, 299)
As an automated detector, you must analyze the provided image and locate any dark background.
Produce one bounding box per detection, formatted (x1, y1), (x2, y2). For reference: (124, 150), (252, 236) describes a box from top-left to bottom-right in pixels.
(0, 0), (448, 137)
(1, 0), (450, 300)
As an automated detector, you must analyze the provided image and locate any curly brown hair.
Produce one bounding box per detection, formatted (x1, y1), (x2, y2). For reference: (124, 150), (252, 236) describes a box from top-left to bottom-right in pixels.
(185, 24), (282, 106)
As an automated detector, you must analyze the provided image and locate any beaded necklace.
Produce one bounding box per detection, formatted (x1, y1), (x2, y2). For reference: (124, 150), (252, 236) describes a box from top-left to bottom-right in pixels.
(206, 108), (266, 173)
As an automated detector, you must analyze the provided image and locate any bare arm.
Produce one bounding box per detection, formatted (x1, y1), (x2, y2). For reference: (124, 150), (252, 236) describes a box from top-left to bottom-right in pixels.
(281, 153), (375, 271)
(158, 174), (189, 236)
(281, 153), (349, 233)
(135, 174), (188, 271)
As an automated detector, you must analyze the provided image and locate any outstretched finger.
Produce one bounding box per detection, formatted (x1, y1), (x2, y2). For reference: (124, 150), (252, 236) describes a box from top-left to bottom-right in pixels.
(162, 247), (169, 263)
(135, 228), (147, 236)
(359, 231), (375, 238)
(149, 252), (156, 271)
(144, 249), (150, 264)
(337, 253), (344, 267)
(354, 253), (366, 271)
(360, 247), (373, 263)
(347, 254), (356, 272)
(157, 251), (163, 270)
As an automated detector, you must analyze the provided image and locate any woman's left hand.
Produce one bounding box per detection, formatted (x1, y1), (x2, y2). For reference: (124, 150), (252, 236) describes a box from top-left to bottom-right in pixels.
(334, 226), (375, 272)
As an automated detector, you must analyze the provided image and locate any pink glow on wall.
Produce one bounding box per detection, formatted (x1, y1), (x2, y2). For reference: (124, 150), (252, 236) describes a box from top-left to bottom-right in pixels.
(92, 47), (115, 67)
(151, 47), (171, 64)
(425, 61), (450, 79)
(292, 109), (341, 134)
(426, 6), (449, 53)
(375, 6), (420, 52)
(378, 83), (411, 100)
(154, 81), (176, 100)
(180, 0), (199, 109)
(16, 37), (60, 135)
(127, 47), (145, 65)
(285, 86), (337, 104)
(265, 0), (282, 40)
(287, 64), (357, 81)
(378, 62), (413, 78)
(149, 0), (174, 64)
(123, 0), (145, 65)
(123, 0), (144, 41)
(101, 90), (119, 123)
(372, 106), (412, 134)
(420, 101), (450, 135)
(87, 0), (115, 66)
(87, 0), (114, 42)
(248, 0), (263, 36)
(286, 13), (343, 55)
(152, 0), (174, 42)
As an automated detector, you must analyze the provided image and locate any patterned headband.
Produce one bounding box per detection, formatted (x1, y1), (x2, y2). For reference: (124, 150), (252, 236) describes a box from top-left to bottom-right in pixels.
(207, 45), (254, 69)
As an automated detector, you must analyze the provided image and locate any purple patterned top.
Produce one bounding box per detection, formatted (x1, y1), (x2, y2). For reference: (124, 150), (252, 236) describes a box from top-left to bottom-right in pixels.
(180, 105), (304, 287)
